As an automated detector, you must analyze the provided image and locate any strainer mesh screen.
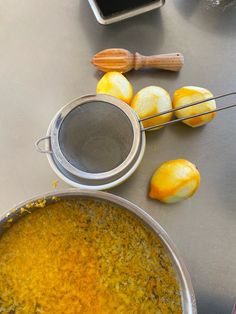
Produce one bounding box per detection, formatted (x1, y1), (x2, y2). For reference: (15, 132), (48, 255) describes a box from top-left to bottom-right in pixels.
(59, 101), (134, 173)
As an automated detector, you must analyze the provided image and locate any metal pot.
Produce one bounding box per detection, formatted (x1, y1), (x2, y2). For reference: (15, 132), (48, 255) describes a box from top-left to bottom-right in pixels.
(0, 189), (197, 313)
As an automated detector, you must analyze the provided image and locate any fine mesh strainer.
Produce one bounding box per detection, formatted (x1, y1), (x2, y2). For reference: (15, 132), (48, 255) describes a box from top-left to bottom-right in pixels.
(36, 94), (146, 189)
(36, 92), (236, 189)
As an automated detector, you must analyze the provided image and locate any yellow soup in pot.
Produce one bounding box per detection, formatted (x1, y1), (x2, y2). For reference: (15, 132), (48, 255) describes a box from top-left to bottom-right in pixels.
(0, 200), (182, 314)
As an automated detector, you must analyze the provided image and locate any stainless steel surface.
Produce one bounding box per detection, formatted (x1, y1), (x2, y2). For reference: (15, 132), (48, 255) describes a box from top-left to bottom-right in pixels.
(140, 91), (236, 131)
(0, 188), (197, 313)
(0, 1), (236, 313)
(88, 0), (165, 25)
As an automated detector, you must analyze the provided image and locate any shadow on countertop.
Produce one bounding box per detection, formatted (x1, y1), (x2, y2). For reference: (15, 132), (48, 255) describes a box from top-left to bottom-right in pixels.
(174, 0), (236, 36)
(196, 291), (235, 314)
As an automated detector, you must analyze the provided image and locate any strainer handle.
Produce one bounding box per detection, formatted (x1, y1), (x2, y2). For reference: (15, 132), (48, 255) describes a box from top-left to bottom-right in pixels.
(140, 91), (236, 131)
(35, 136), (52, 154)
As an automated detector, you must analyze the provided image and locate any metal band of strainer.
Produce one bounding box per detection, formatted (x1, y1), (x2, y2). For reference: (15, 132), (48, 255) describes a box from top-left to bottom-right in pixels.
(50, 94), (142, 180)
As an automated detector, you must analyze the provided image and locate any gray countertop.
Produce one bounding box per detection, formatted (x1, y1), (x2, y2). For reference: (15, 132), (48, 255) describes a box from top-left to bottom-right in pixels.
(0, 1), (236, 313)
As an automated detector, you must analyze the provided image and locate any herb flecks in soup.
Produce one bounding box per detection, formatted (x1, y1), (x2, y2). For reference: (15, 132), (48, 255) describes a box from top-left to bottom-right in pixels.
(0, 200), (182, 313)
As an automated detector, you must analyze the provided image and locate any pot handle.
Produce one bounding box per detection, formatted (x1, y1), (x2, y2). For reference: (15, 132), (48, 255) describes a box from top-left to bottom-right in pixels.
(35, 136), (52, 154)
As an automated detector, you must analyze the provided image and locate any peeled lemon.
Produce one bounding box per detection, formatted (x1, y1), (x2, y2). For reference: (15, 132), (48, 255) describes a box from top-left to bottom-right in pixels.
(173, 86), (216, 127)
(96, 72), (133, 104)
(149, 159), (200, 203)
(131, 86), (172, 131)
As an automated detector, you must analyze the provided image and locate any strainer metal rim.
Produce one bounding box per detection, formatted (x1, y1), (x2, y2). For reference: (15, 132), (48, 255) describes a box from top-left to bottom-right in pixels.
(50, 94), (141, 180)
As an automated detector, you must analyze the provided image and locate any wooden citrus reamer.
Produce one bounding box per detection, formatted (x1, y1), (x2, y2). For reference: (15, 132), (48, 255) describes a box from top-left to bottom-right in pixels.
(91, 48), (184, 72)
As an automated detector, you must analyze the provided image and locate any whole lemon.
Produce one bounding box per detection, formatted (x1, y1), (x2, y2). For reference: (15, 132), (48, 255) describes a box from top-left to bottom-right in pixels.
(96, 72), (133, 104)
(131, 86), (172, 131)
(173, 86), (216, 127)
(149, 159), (200, 203)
